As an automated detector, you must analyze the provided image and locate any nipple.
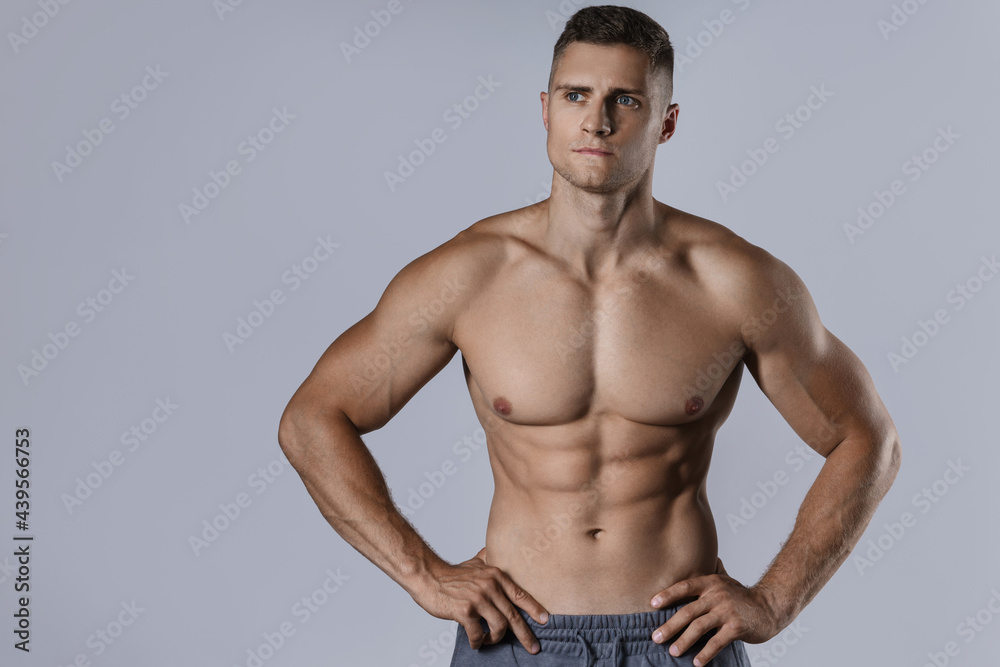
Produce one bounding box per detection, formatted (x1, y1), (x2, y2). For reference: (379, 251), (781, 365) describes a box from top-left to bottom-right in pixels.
(684, 396), (704, 415)
(493, 396), (512, 416)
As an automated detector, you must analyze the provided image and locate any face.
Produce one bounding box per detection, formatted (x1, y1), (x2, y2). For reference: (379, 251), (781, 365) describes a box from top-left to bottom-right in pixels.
(541, 42), (678, 194)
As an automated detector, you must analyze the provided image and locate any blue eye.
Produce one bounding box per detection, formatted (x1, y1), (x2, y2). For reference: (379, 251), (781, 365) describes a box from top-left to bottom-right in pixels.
(567, 91), (583, 102)
(618, 95), (635, 106)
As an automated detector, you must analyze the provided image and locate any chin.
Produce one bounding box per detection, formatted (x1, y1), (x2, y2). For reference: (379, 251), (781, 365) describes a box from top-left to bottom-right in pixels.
(551, 163), (604, 189)
(562, 171), (627, 194)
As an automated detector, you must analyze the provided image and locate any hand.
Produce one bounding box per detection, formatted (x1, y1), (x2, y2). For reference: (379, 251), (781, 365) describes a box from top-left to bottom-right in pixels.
(648, 558), (782, 666)
(412, 547), (549, 655)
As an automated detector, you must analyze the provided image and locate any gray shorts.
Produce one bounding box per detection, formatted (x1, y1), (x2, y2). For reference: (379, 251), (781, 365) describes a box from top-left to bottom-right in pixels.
(449, 606), (751, 666)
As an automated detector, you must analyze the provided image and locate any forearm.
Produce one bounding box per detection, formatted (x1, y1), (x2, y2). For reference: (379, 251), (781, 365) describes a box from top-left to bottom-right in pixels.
(753, 434), (901, 623)
(279, 410), (446, 599)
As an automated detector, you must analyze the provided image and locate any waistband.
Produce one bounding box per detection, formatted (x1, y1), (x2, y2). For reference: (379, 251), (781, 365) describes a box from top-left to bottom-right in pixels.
(504, 605), (688, 658)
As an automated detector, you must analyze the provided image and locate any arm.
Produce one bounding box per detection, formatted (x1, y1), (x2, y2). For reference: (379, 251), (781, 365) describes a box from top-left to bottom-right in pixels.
(739, 248), (902, 621)
(277, 233), (547, 653)
(651, 244), (901, 664)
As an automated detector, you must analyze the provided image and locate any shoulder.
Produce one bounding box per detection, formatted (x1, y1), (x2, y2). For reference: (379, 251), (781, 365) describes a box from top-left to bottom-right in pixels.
(378, 203), (544, 313)
(664, 206), (821, 349)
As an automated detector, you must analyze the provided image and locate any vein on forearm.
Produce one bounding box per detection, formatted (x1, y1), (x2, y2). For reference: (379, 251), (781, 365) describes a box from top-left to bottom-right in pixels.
(756, 434), (899, 619)
(291, 417), (442, 593)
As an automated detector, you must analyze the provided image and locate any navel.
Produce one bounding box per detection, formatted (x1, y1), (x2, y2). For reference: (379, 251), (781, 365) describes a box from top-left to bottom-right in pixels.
(684, 396), (704, 415)
(587, 528), (604, 540)
(493, 396), (512, 416)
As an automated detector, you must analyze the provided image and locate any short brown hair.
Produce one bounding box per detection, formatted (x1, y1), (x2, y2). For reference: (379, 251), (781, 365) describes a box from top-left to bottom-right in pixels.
(549, 5), (674, 105)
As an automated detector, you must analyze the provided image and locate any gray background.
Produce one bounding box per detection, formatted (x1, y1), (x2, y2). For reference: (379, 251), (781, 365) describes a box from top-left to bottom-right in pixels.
(2, 0), (998, 665)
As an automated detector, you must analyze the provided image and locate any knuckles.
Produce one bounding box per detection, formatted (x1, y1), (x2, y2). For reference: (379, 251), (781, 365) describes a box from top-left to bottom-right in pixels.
(729, 618), (748, 635)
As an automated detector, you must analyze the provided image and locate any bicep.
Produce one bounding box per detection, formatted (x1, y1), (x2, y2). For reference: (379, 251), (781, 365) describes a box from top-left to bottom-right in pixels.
(286, 255), (462, 435)
(742, 260), (895, 457)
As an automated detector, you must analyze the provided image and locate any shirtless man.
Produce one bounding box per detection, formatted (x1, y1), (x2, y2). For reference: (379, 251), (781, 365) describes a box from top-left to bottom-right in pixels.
(278, 6), (901, 666)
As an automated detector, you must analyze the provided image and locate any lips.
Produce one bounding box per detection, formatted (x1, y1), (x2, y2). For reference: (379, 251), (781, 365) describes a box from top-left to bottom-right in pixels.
(573, 147), (613, 156)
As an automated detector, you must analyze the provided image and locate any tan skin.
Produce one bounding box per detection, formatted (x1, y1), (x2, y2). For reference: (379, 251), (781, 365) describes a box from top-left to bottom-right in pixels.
(278, 42), (901, 665)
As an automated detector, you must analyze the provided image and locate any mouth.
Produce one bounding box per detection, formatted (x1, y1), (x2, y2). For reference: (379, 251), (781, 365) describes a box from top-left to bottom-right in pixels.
(572, 147), (613, 156)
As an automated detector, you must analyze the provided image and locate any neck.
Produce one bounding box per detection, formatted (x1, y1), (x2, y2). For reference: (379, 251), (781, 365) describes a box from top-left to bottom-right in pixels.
(544, 171), (660, 281)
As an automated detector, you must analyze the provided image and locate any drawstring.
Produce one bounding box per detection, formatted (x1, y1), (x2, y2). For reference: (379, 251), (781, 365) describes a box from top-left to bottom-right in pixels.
(573, 629), (626, 666)
(612, 631), (625, 666)
(574, 630), (594, 666)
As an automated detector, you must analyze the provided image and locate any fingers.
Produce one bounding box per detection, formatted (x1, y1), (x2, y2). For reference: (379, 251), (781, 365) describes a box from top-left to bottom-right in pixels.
(454, 568), (545, 655)
(693, 630), (738, 667)
(651, 574), (709, 609)
(460, 604), (510, 650)
(649, 571), (748, 666)
(651, 598), (707, 645)
(478, 606), (511, 646)
(462, 603), (539, 654)
(499, 574), (549, 624)
(653, 604), (735, 667)
(485, 598), (541, 654)
(458, 600), (487, 649)
(491, 573), (546, 653)
(667, 612), (720, 660)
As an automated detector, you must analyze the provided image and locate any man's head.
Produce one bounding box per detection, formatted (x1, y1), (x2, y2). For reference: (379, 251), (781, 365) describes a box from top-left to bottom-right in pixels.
(542, 6), (678, 194)
(549, 5), (674, 110)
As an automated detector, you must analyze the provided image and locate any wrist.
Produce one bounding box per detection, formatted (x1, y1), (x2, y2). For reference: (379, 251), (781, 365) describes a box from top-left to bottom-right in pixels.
(750, 581), (796, 630)
(401, 552), (450, 601)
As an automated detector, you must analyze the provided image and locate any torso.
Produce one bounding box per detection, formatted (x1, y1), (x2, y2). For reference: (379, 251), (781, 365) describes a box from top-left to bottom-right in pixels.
(451, 200), (750, 613)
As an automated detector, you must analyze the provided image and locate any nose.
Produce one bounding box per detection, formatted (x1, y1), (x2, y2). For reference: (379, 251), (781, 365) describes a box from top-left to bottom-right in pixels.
(581, 100), (611, 136)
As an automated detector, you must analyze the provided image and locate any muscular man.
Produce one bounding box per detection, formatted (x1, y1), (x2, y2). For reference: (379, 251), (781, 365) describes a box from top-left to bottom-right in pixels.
(278, 6), (900, 666)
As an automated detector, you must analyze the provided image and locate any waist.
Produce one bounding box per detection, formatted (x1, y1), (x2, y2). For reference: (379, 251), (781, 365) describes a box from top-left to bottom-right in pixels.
(485, 509), (719, 613)
(518, 605), (681, 633)
(497, 606), (701, 658)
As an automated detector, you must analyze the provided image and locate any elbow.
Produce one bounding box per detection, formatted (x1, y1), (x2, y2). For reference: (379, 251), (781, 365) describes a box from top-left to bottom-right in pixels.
(878, 430), (902, 489)
(277, 401), (309, 464)
(887, 433), (902, 478)
(277, 399), (354, 465)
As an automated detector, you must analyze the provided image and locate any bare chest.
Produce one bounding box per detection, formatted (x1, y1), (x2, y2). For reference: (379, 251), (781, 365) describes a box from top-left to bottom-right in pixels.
(455, 256), (746, 428)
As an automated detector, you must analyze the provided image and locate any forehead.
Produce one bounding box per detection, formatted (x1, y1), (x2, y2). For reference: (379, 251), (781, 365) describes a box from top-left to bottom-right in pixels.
(552, 42), (654, 90)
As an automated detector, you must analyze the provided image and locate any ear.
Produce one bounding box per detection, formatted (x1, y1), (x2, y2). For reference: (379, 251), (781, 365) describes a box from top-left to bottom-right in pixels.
(658, 102), (678, 144)
(540, 91), (549, 131)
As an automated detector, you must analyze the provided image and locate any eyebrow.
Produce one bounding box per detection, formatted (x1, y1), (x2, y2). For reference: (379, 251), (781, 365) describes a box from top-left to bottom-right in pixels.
(553, 84), (647, 97)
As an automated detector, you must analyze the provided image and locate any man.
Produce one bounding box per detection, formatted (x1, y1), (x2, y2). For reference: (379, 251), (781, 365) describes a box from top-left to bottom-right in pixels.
(278, 5), (901, 666)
